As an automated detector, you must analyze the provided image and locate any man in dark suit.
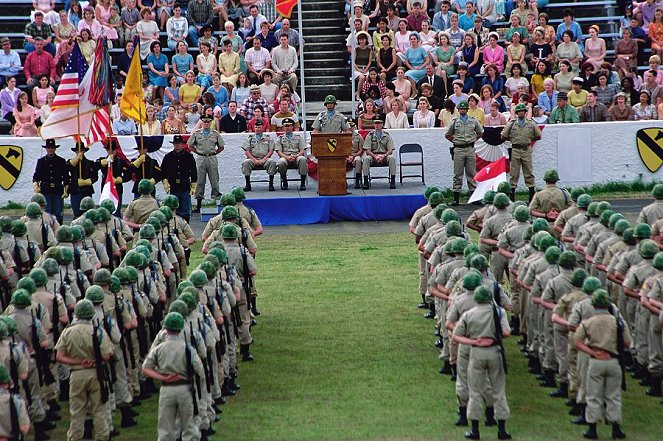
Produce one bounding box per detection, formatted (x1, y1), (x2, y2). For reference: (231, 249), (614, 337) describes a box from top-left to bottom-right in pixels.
(417, 63), (447, 100)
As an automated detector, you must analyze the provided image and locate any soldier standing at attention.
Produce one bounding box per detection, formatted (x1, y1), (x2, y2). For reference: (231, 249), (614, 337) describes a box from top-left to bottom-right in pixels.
(637, 184), (663, 226)
(276, 118), (308, 191)
(362, 115), (397, 190)
(32, 139), (69, 225)
(162, 135), (198, 221)
(529, 169), (572, 222)
(479, 193), (513, 284)
(0, 364), (30, 439)
(124, 179), (160, 232)
(311, 95), (350, 134)
(241, 119), (277, 192)
(68, 141), (100, 218)
(444, 100), (484, 207)
(232, 187), (264, 237)
(188, 116), (225, 213)
(500, 103), (542, 203)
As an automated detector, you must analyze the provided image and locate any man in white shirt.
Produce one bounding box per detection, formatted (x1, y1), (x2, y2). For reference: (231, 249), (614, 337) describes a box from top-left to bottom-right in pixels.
(271, 34), (298, 92)
(245, 37), (272, 85)
(274, 19), (303, 53)
(0, 37), (22, 87)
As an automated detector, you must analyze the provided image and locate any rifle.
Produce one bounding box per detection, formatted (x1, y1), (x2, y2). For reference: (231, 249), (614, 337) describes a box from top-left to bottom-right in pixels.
(493, 281), (502, 307)
(99, 307), (117, 384)
(131, 285), (148, 358)
(213, 280), (226, 362)
(610, 308), (627, 391)
(40, 217), (48, 252)
(198, 317), (213, 393)
(92, 323), (110, 404)
(189, 322), (202, 400)
(153, 253), (166, 337)
(13, 240), (24, 277)
(51, 294), (59, 345)
(239, 239), (253, 314)
(73, 245), (82, 271)
(27, 241), (36, 269)
(225, 266), (240, 339)
(185, 341), (199, 416)
(166, 223), (183, 281)
(492, 301), (508, 374)
(30, 310), (55, 386)
(9, 393), (23, 441)
(111, 294), (130, 369)
(105, 224), (115, 271)
(10, 337), (32, 407)
(1, 279), (11, 311)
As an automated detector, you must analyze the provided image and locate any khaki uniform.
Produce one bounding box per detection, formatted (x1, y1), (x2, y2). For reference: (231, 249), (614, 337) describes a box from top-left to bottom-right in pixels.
(54, 319), (114, 441)
(623, 260), (657, 366)
(561, 211), (589, 242)
(637, 200), (663, 226)
(466, 206), (489, 256)
(25, 218), (57, 251)
(224, 242), (257, 345)
(433, 256), (466, 362)
(645, 274), (663, 377)
(479, 210), (513, 284)
(362, 130), (396, 177)
(446, 116), (483, 192)
(498, 220), (530, 318)
(124, 195), (160, 226)
(411, 204), (433, 299)
(236, 202), (262, 233)
(554, 204), (580, 234)
(204, 221), (257, 254)
(276, 133), (308, 178)
(241, 134), (277, 176)
(188, 129), (224, 200)
(348, 131), (364, 174)
(447, 290), (477, 406)
(529, 183), (572, 214)
(0, 389), (29, 438)
(501, 118), (541, 187)
(574, 311), (631, 424)
(311, 110), (350, 133)
(453, 303), (511, 421)
(554, 289), (588, 400)
(541, 269), (574, 380)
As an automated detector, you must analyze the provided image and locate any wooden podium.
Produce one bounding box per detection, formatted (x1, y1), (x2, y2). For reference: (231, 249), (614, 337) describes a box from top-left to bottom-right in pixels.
(311, 133), (352, 196)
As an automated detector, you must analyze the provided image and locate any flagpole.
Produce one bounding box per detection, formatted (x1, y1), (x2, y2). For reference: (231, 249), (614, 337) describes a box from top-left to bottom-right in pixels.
(296, 2), (307, 132)
(77, 107), (82, 177)
(139, 93), (145, 177)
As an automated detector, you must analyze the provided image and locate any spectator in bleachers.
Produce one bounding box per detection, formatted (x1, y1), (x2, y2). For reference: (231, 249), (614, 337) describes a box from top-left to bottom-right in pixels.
(24, 37), (55, 88)
(25, 11), (56, 55)
(599, 61), (620, 85)
(456, 61), (473, 93)
(621, 76), (639, 105)
(172, 41), (193, 83)
(579, 62), (596, 91)
(147, 41), (169, 101)
(198, 24), (218, 54)
(628, 15), (648, 50)
(196, 40), (216, 89)
(114, 111), (138, 134)
(222, 20), (245, 56)
(458, 1), (476, 31)
(467, 93), (484, 125)
(117, 39), (134, 81)
(555, 9), (583, 51)
(271, 97), (298, 130)
(31, 74), (54, 111)
(530, 59), (550, 96)
(567, 76), (588, 109)
(220, 100), (247, 132)
(548, 91), (579, 123)
(54, 10), (77, 45)
(259, 70), (278, 109)
(0, 38), (22, 88)
(358, 98), (378, 129)
(219, 38), (240, 89)
(448, 13), (465, 48)
(39, 90), (54, 122)
(164, 74), (179, 106)
(136, 7), (159, 59)
(255, 21), (278, 52)
(417, 62), (446, 98)
(609, 92), (633, 120)
(271, 34), (298, 92)
(180, 70), (202, 105)
(649, 8), (663, 60)
(394, 18), (412, 57)
(404, 32), (431, 87)
(485, 100), (506, 125)
(377, 34), (399, 82)
(79, 7), (103, 40)
(142, 104), (162, 134)
(632, 89), (657, 119)
(476, 0), (497, 27)
(78, 28), (95, 65)
(165, 4), (188, 50)
(643, 69), (663, 103)
(384, 5), (399, 32)
(262, 0), (283, 30)
(457, 32), (480, 76)
(537, 77), (557, 116)
(187, 0), (214, 47)
(373, 17), (393, 49)
(438, 97), (459, 126)
(470, 14), (489, 47)
(350, 3), (370, 31)
(246, 104), (269, 132)
(433, 31), (455, 80)
(276, 83), (301, 114)
(510, 0), (534, 27)
(0, 76), (19, 125)
(185, 103), (201, 132)
(231, 72), (250, 106)
(648, 55), (663, 84)
(482, 32), (503, 73)
(614, 28), (639, 80)
(593, 72), (619, 107)
(275, 19), (302, 54)
(240, 84), (269, 121)
(120, 0), (141, 47)
(579, 89), (608, 122)
(211, 0), (228, 30)
(452, 0), (468, 14)
(407, 2), (427, 32)
(96, 0), (120, 42)
(554, 60), (574, 93)
(537, 12), (555, 44)
(225, 0), (244, 23)
(449, 77), (468, 104)
(505, 31), (525, 77)
(504, 63), (528, 101)
(156, 0), (175, 29)
(245, 37), (272, 85)
(385, 98), (409, 128)
(505, 14), (528, 44)
(478, 84), (494, 113)
(482, 62), (504, 107)
(634, 0), (659, 32)
(555, 30), (582, 74)
(162, 104), (186, 133)
(420, 20), (438, 51)
(413, 96), (436, 127)
(393, 66), (413, 100)
(68, 0), (82, 27)
(31, 0), (60, 26)
(239, 16), (256, 43)
(382, 81), (406, 112)
(581, 25), (606, 72)
(433, 0), (452, 31)
(12, 91), (37, 136)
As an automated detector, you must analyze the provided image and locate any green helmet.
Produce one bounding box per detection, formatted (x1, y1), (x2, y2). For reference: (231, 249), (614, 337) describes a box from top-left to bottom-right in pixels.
(608, 213), (624, 229)
(183, 286), (200, 301)
(189, 269), (208, 288)
(221, 194), (236, 207)
(199, 261), (216, 279)
(532, 218), (550, 233)
(109, 275), (121, 293)
(428, 192), (444, 208)
(16, 277), (36, 295)
(74, 299), (95, 319)
(653, 252), (663, 270)
(463, 270), (483, 290)
(177, 280), (194, 296)
(203, 254), (220, 270)
(483, 190), (496, 204)
(125, 250), (143, 269)
(576, 194), (592, 209)
(158, 206), (173, 222)
(497, 181), (512, 195)
(443, 239), (456, 255)
(79, 197), (95, 212)
(470, 254), (489, 271)
(514, 205), (530, 222)
(433, 205), (446, 220)
(634, 223), (652, 239)
(11, 220), (27, 237)
(99, 199), (116, 213)
(125, 266), (138, 283)
(138, 178), (154, 195)
(586, 202), (599, 217)
(543, 169), (559, 182)
(0, 317), (17, 336)
(112, 268), (131, 285)
(29, 268), (48, 287)
(93, 268), (112, 285)
(42, 258), (59, 276)
(56, 225), (73, 243)
(614, 219), (630, 236)
(43, 246), (62, 263)
(464, 244), (480, 259)
(457, 100), (469, 109)
(441, 208), (460, 224)
(0, 321), (7, 339)
(653, 184), (663, 200)
(85, 209), (100, 224)
(208, 241), (225, 251)
(0, 216), (12, 232)
(452, 238), (468, 254)
(222, 206), (239, 221)
(85, 285), (105, 304)
(135, 239), (152, 252)
(591, 289), (612, 308)
(622, 228), (636, 246)
(582, 276), (602, 295)
(25, 202), (42, 218)
(445, 220), (462, 238)
(544, 246), (561, 264)
(571, 268), (588, 287)
(208, 248), (227, 264)
(145, 218), (161, 232)
(596, 201), (612, 215)
(558, 251), (576, 269)
(531, 231), (547, 250)
(168, 300), (189, 317)
(163, 195), (180, 210)
(71, 225), (84, 242)
(514, 103), (527, 113)
(599, 209), (614, 227)
(139, 224), (156, 240)
(178, 292), (197, 312)
(59, 246), (73, 265)
(31, 193), (47, 206)
(149, 212), (166, 228)
(11, 289), (32, 308)
(164, 312), (184, 332)
(638, 239), (658, 259)
(493, 193), (510, 209)
(570, 188), (585, 202)
(97, 207), (111, 223)
(538, 235), (557, 252)
(0, 365), (10, 384)
(473, 285), (492, 303)
(323, 94), (337, 105)
(231, 187), (247, 201)
(134, 245), (151, 262)
(81, 219), (95, 236)
(221, 224), (238, 239)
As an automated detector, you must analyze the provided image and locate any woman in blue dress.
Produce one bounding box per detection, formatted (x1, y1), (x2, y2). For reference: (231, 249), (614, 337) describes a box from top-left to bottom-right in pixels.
(404, 32), (431, 93)
(146, 41), (169, 101)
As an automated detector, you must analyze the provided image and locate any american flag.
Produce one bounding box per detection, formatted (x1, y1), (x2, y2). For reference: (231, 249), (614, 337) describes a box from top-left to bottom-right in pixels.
(51, 43), (89, 109)
(88, 107), (111, 145)
(87, 39), (114, 145)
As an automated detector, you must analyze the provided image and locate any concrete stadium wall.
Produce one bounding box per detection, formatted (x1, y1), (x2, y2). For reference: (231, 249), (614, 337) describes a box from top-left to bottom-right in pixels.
(0, 120), (660, 205)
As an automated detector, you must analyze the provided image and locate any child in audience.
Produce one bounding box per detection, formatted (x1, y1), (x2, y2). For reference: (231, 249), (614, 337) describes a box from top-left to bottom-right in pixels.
(185, 103), (200, 133)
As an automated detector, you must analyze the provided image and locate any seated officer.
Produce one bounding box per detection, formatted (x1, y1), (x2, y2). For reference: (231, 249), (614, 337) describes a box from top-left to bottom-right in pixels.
(348, 121), (364, 189)
(241, 119), (277, 192)
(361, 115), (397, 190)
(276, 118), (307, 191)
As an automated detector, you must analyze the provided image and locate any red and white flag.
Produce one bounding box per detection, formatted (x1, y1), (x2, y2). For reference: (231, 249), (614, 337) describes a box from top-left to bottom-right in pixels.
(88, 107), (112, 145)
(99, 165), (119, 209)
(468, 156), (508, 203)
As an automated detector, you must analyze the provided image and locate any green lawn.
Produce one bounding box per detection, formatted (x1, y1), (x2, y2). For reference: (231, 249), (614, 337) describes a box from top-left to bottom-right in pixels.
(47, 232), (663, 441)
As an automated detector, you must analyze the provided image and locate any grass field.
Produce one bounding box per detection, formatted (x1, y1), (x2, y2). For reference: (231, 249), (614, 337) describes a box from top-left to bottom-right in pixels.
(46, 231), (663, 441)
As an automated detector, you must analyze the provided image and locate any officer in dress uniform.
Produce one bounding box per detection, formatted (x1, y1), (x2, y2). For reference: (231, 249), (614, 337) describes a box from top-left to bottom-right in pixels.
(311, 95), (350, 134)
(276, 118), (307, 191)
(130, 149), (162, 200)
(32, 139), (69, 225)
(241, 119), (277, 192)
(67, 141), (100, 218)
(362, 115), (397, 190)
(188, 116), (225, 213)
(97, 138), (132, 217)
(161, 135), (198, 221)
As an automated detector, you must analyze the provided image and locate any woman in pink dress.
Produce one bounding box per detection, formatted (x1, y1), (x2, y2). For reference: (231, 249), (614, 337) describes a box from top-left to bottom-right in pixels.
(482, 32), (505, 74)
(95, 0), (119, 40)
(78, 6), (104, 40)
(583, 25), (606, 71)
(13, 92), (37, 137)
(31, 74), (54, 112)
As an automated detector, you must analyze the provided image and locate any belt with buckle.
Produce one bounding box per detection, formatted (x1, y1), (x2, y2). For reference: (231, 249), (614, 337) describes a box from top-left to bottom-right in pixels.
(454, 144), (474, 148)
(49, 183), (56, 188)
(512, 144), (529, 149)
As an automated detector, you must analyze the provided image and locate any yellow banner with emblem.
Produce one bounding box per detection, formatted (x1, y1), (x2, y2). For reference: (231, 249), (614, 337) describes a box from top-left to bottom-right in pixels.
(0, 145), (23, 190)
(636, 128), (663, 173)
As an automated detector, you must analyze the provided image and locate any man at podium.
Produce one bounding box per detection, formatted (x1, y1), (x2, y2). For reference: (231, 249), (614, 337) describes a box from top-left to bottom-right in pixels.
(362, 115), (397, 190)
(311, 95), (351, 133)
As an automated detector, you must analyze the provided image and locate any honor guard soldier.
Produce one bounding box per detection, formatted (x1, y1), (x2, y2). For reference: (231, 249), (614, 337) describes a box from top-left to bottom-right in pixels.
(241, 119), (277, 192)
(162, 135), (198, 221)
(445, 100), (484, 206)
(311, 95), (350, 134)
(130, 150), (161, 199)
(501, 103), (542, 202)
(98, 138), (132, 217)
(68, 141), (100, 217)
(188, 115), (225, 213)
(124, 179), (160, 232)
(32, 139), (69, 225)
(362, 115), (397, 190)
(276, 118), (307, 191)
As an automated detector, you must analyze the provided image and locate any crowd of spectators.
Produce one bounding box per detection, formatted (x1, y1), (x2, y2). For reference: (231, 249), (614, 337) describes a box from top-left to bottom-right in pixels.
(346, 0), (663, 128)
(0, 0), (304, 136)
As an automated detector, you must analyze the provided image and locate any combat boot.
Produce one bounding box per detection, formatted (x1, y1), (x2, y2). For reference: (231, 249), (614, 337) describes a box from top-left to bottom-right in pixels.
(452, 192), (460, 206)
(509, 316), (520, 336)
(362, 176), (370, 190)
(47, 399), (61, 412)
(230, 371), (240, 390)
(583, 423), (598, 439)
(268, 175), (276, 191)
(83, 419), (93, 439)
(569, 401), (583, 416)
(639, 369), (650, 386)
(354, 174), (362, 189)
(646, 375), (662, 397)
(33, 422), (51, 441)
(120, 405), (138, 428)
(528, 357), (542, 375)
(240, 344), (254, 362)
(572, 404), (588, 424)
(243, 176), (252, 192)
(528, 187), (536, 203)
(611, 423), (626, 439)
(389, 175), (396, 189)
(440, 360), (452, 375)
(450, 364), (457, 382)
(281, 176), (288, 190)
(418, 294), (428, 309)
(58, 378), (69, 401)
(509, 189), (516, 202)
(485, 407), (496, 427)
(464, 420), (480, 440)
(550, 382), (569, 398)
(300, 175), (307, 191)
(192, 198), (202, 214)
(455, 406), (468, 426)
(423, 303), (435, 319)
(222, 378), (236, 396)
(539, 369), (556, 388)
(497, 420), (512, 440)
